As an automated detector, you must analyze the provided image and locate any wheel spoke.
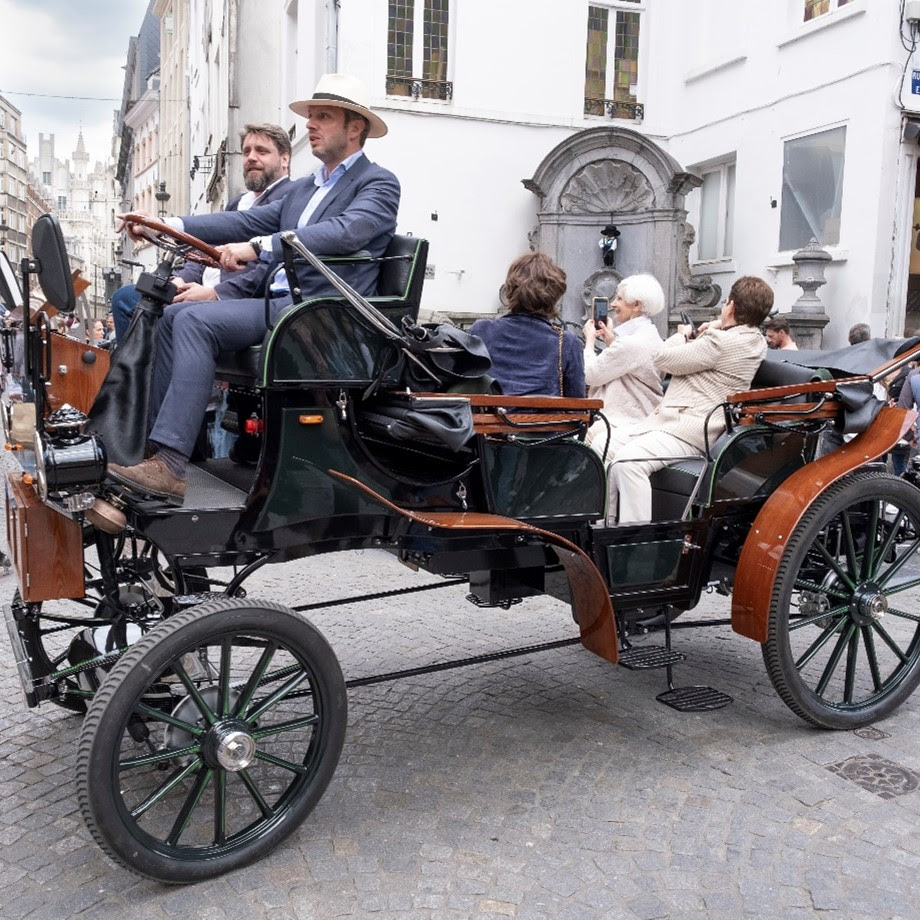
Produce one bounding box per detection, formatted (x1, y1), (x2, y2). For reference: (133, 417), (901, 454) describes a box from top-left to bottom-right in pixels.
(841, 511), (860, 583)
(218, 637), (233, 719)
(871, 620), (910, 664)
(255, 749), (309, 775)
(166, 767), (213, 847)
(813, 539), (856, 592)
(861, 625), (883, 692)
(245, 669), (310, 723)
(814, 622), (856, 698)
(843, 627), (860, 704)
(120, 745), (201, 770)
(238, 768), (275, 819)
(129, 760), (202, 819)
(171, 659), (219, 728)
(870, 509), (906, 579)
(214, 769), (227, 845)
(876, 535), (920, 589)
(886, 606), (920, 624)
(794, 617), (846, 669)
(788, 604), (849, 632)
(860, 500), (881, 581)
(135, 702), (207, 737)
(232, 642), (278, 718)
(251, 713), (320, 741)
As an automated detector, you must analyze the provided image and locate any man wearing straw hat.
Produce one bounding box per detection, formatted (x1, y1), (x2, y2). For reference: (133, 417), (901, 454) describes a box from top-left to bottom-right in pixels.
(110, 73), (399, 504)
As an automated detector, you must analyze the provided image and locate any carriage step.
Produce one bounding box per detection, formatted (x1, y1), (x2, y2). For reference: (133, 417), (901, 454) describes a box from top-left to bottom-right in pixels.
(656, 685), (733, 712)
(618, 645), (686, 670)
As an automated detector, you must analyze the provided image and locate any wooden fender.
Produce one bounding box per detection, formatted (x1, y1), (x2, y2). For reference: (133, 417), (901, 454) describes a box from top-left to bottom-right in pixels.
(328, 469), (619, 664)
(731, 405), (916, 642)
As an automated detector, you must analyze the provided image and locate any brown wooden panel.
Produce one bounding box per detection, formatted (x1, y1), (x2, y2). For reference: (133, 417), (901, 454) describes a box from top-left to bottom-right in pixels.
(44, 333), (110, 415)
(5, 472), (84, 602)
(328, 469), (619, 664)
(731, 406), (916, 642)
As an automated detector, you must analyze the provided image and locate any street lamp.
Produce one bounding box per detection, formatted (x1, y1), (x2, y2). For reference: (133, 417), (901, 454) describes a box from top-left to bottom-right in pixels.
(155, 181), (171, 219)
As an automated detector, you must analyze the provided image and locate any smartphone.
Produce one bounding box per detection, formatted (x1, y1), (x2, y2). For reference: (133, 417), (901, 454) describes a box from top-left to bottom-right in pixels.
(593, 297), (608, 326)
(680, 311), (698, 340)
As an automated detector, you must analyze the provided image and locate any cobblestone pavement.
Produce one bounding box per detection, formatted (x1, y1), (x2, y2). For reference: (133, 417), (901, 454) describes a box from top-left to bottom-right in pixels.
(3, 516), (920, 918)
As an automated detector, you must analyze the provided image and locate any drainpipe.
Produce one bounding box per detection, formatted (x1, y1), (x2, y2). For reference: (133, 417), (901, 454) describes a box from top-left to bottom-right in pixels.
(325, 0), (339, 73)
(227, 0), (241, 200)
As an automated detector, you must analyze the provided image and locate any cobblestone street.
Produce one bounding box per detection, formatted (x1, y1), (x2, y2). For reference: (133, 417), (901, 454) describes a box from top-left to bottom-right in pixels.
(3, 539), (920, 919)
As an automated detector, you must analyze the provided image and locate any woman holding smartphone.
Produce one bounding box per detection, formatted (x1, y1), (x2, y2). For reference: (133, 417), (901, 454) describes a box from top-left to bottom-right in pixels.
(582, 273), (665, 456)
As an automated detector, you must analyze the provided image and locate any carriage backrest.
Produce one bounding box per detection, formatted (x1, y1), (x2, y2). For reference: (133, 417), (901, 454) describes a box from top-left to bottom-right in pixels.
(371, 235), (429, 325)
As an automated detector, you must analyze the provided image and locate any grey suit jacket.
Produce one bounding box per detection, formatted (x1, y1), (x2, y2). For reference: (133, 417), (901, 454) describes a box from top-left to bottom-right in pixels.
(631, 325), (767, 450)
(175, 176), (295, 299)
(181, 154), (400, 300)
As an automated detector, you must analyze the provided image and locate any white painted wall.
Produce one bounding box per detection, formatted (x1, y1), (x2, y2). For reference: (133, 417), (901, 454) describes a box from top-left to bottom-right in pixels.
(201, 0), (920, 344)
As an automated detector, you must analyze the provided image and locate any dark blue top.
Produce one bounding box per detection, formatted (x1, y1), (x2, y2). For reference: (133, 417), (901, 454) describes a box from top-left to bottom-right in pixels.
(469, 314), (585, 397)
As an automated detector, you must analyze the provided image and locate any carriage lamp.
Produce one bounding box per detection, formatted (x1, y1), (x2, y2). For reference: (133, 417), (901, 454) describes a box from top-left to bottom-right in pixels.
(33, 406), (106, 509)
(599, 224), (620, 268)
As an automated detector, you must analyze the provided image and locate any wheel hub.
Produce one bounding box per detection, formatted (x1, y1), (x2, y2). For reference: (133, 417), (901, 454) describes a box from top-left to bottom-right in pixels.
(851, 582), (888, 625)
(204, 722), (257, 771)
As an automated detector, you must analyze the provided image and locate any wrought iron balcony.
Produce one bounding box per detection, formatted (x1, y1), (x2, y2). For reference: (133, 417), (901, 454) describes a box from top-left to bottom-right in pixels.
(385, 76), (453, 101)
(584, 97), (644, 120)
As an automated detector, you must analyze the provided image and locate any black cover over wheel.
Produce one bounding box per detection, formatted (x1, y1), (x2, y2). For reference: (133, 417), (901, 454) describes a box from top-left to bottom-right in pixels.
(763, 471), (920, 728)
(76, 598), (346, 883)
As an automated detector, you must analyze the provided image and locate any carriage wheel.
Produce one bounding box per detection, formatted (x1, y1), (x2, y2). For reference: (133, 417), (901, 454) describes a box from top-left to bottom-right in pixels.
(76, 598), (347, 883)
(763, 471), (920, 729)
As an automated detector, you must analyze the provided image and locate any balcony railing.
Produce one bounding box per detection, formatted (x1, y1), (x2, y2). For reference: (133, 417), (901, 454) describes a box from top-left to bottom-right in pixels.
(584, 97), (644, 120)
(385, 76), (453, 101)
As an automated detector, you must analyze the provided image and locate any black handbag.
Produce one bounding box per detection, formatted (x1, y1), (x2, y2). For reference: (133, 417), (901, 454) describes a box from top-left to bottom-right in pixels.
(397, 319), (493, 392)
(360, 395), (475, 451)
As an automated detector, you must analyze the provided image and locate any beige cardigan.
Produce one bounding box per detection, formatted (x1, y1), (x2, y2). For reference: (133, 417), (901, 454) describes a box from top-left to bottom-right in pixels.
(629, 324), (767, 451)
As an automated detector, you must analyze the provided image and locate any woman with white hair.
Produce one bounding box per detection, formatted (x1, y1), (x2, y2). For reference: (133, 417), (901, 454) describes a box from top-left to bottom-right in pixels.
(582, 273), (665, 455)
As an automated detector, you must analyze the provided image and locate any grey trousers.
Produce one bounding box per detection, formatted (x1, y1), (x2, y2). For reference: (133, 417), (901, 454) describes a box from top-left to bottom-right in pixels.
(149, 294), (292, 457)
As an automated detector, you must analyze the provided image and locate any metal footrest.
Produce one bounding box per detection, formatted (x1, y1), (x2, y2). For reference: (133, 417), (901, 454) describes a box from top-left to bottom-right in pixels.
(618, 645), (686, 670)
(656, 685), (733, 712)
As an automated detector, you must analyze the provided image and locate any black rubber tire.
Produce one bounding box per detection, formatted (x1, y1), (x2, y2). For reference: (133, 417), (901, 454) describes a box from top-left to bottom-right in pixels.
(763, 471), (920, 729)
(76, 598), (347, 883)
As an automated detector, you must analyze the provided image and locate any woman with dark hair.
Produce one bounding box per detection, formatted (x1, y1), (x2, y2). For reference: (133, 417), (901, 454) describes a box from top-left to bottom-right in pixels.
(469, 252), (584, 397)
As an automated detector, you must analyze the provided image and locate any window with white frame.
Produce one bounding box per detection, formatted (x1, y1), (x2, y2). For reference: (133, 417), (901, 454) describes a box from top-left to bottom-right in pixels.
(386, 0), (452, 101)
(584, 2), (643, 119)
(692, 159), (736, 262)
(803, 0), (853, 22)
(779, 125), (846, 251)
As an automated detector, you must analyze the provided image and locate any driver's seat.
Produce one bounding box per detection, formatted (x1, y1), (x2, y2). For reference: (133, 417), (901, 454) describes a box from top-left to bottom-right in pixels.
(215, 234), (429, 385)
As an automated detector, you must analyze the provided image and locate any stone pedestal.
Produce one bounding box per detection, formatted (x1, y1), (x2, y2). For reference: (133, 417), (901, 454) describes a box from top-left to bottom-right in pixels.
(789, 238), (831, 348)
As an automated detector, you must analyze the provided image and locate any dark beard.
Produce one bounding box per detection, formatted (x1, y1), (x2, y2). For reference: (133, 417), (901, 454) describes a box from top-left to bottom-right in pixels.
(244, 169), (278, 193)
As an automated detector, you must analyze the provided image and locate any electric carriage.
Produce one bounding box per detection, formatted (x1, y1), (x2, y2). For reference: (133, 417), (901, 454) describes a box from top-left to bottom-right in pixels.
(4, 213), (920, 883)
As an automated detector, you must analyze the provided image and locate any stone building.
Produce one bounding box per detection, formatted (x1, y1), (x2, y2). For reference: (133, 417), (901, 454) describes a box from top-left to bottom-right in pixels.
(0, 96), (30, 272)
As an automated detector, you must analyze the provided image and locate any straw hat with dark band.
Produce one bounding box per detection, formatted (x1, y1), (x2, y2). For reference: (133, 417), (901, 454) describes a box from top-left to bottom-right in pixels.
(289, 73), (388, 138)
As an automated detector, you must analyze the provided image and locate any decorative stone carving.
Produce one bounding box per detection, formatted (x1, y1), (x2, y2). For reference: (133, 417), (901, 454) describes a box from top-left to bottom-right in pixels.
(560, 161), (654, 214)
(673, 221), (720, 313)
(581, 269), (623, 316)
(527, 224), (540, 252)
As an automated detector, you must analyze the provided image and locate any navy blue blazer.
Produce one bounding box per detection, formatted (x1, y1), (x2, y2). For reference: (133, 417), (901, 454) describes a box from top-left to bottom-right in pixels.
(181, 154), (400, 300)
(175, 176), (294, 300)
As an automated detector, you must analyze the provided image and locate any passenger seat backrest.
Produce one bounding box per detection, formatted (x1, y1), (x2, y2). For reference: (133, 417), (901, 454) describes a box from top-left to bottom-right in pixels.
(371, 235), (429, 324)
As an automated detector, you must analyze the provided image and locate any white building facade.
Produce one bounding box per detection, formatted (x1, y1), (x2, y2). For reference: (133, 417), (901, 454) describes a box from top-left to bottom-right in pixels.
(143, 1), (920, 347)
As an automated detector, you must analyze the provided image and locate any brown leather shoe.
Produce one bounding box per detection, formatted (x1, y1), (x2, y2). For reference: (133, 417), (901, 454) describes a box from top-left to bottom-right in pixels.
(107, 456), (187, 505)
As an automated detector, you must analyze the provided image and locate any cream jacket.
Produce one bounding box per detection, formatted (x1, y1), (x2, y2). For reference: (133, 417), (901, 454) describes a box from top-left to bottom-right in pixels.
(584, 316), (663, 428)
(629, 324), (767, 451)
